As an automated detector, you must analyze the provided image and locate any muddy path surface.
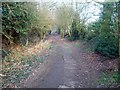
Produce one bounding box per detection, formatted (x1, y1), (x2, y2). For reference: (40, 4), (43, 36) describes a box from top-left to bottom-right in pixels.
(21, 35), (118, 88)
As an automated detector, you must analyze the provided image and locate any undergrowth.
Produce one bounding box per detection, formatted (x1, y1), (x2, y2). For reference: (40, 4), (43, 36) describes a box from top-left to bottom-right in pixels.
(1, 40), (51, 88)
(97, 72), (120, 88)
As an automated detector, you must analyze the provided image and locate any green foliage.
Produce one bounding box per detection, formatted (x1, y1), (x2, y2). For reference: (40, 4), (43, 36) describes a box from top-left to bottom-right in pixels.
(67, 18), (79, 41)
(85, 2), (119, 58)
(2, 2), (53, 46)
(56, 5), (84, 40)
(97, 72), (119, 87)
(56, 4), (75, 38)
(32, 5), (53, 40)
(2, 2), (34, 43)
(113, 73), (120, 83)
(84, 30), (96, 41)
(95, 3), (118, 58)
(93, 33), (119, 58)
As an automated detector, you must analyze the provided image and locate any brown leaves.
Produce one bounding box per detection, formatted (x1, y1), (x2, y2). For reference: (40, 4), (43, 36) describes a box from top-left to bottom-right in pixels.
(2, 40), (51, 88)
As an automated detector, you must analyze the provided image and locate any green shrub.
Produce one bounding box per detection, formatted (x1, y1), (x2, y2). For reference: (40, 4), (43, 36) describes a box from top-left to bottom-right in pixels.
(93, 33), (119, 58)
(2, 2), (36, 44)
(85, 30), (96, 41)
(2, 2), (53, 46)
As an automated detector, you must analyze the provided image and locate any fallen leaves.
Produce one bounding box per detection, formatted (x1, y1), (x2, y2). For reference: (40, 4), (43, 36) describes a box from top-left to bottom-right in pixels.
(2, 40), (52, 88)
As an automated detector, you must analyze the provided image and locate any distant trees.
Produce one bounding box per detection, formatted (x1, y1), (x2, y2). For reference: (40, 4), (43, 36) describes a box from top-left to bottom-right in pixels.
(56, 2), (119, 58)
(56, 4), (84, 40)
(56, 4), (74, 38)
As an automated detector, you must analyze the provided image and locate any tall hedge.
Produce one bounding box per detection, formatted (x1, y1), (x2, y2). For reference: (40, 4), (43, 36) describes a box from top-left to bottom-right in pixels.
(92, 2), (119, 58)
(2, 2), (53, 46)
(2, 2), (37, 45)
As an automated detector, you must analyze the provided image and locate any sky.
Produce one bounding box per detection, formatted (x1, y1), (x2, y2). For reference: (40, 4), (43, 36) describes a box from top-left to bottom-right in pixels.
(35, 0), (103, 24)
(79, 1), (102, 24)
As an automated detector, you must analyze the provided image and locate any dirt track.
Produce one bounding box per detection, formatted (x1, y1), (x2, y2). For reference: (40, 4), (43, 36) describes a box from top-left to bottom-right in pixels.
(21, 35), (118, 88)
